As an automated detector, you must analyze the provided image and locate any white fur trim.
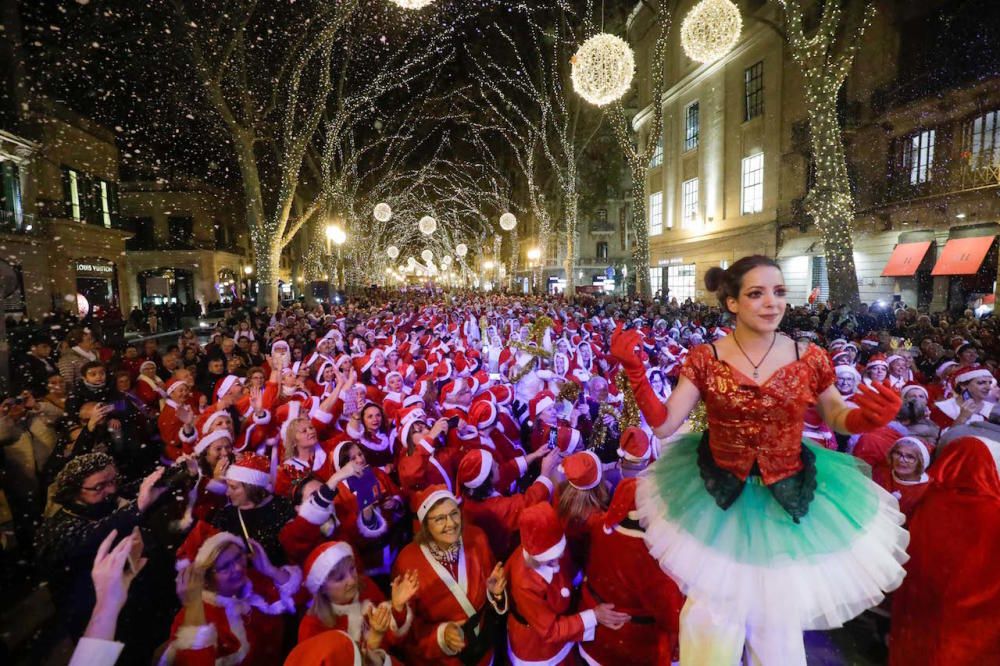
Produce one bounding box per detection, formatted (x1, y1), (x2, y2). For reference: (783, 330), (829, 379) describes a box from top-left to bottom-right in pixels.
(358, 507), (389, 539)
(437, 622), (463, 656)
(417, 488), (458, 523)
(309, 401), (334, 424)
(216, 375), (239, 399)
(194, 429), (232, 456)
(528, 534), (566, 562)
(298, 495), (334, 526)
(172, 624), (217, 651)
(193, 532), (244, 570)
(225, 465), (270, 488)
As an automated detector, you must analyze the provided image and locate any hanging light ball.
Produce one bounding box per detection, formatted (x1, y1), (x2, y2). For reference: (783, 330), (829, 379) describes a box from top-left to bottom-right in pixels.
(681, 0), (742, 64)
(499, 212), (517, 231)
(388, 0), (434, 9)
(386, 245), (399, 260)
(421, 249), (433, 263)
(418, 215), (437, 236)
(374, 203), (392, 222)
(455, 243), (468, 258)
(570, 33), (635, 107)
(441, 255), (452, 267)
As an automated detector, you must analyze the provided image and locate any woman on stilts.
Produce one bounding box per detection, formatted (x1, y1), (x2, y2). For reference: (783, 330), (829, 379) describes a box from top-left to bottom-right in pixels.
(610, 255), (909, 665)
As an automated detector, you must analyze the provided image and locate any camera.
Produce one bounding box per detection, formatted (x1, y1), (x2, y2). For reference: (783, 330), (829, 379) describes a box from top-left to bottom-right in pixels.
(153, 462), (195, 491)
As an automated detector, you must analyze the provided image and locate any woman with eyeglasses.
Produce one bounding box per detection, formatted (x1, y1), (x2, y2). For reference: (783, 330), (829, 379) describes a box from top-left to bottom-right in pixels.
(391, 486), (507, 665)
(877, 437), (933, 522)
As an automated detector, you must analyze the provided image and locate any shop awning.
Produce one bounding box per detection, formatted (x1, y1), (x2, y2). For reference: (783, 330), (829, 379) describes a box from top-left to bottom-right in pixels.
(930, 236), (996, 276)
(881, 241), (932, 277)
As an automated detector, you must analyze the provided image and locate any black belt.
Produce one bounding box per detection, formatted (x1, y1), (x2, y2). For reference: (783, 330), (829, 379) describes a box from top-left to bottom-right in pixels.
(585, 580), (655, 625)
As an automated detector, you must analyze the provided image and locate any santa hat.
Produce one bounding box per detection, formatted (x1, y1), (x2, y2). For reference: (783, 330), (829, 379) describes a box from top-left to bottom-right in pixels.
(953, 365), (994, 388)
(284, 630), (362, 666)
(831, 350), (854, 366)
(331, 439), (355, 473)
(382, 370), (403, 389)
(893, 436), (931, 469)
(355, 353), (376, 375)
(398, 408), (427, 448)
(139, 360), (157, 372)
(617, 427), (651, 463)
(199, 409), (232, 435)
(271, 340), (290, 353)
(214, 375), (241, 400)
(458, 449), (494, 489)
(886, 355), (906, 367)
(935, 360), (959, 378)
(520, 502), (566, 562)
(194, 429), (232, 456)
(828, 338), (848, 351)
(175, 521), (244, 571)
(165, 378), (187, 396)
(488, 385), (513, 406)
(412, 485), (459, 523)
(529, 391), (556, 421)
(559, 451), (602, 490)
(225, 453), (271, 489)
(835, 364), (862, 381)
(303, 541), (354, 595)
(554, 425), (582, 455)
(468, 400), (498, 431)
(603, 477), (640, 535)
(866, 354), (888, 369)
(439, 379), (465, 404)
(900, 383), (928, 401)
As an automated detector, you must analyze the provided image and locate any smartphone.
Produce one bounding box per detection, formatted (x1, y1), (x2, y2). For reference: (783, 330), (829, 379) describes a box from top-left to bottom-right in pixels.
(447, 416), (460, 430)
(547, 427), (558, 450)
(125, 528), (144, 574)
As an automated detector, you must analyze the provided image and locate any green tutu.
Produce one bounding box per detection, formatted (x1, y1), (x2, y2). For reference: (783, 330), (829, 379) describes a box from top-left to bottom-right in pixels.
(636, 432), (910, 630)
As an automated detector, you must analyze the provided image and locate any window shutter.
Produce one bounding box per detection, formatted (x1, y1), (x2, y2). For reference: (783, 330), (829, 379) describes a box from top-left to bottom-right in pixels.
(61, 167), (73, 219)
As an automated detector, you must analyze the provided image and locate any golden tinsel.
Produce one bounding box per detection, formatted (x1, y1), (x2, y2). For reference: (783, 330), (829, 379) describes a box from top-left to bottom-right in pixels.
(589, 403), (621, 450)
(616, 372), (641, 429)
(688, 401), (708, 433)
(510, 315), (554, 360)
(558, 381), (581, 404)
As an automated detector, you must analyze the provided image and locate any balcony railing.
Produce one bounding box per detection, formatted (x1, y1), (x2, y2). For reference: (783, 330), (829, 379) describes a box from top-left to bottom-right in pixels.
(880, 161), (1000, 205)
(0, 210), (40, 235)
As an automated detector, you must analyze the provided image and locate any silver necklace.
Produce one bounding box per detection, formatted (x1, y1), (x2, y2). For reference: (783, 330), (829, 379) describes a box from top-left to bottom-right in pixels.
(732, 331), (778, 380)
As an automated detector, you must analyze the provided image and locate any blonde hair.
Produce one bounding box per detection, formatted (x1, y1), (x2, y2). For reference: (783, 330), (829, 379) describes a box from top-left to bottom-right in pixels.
(307, 555), (358, 628)
(556, 481), (610, 533)
(283, 416), (314, 459)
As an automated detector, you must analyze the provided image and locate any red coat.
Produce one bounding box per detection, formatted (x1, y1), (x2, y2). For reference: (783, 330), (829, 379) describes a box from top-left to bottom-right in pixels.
(851, 425), (899, 482)
(463, 478), (552, 559)
(392, 525), (497, 666)
(162, 572), (294, 666)
(579, 521), (683, 666)
(506, 548), (593, 666)
(159, 399), (197, 461)
(274, 445), (336, 498)
(397, 439), (457, 498)
(890, 436), (1000, 666)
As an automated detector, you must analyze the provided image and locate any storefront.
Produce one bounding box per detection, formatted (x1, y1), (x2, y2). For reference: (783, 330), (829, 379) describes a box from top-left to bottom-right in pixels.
(880, 230), (937, 310)
(216, 267), (238, 303)
(930, 224), (999, 314)
(74, 258), (120, 316)
(137, 267), (194, 306)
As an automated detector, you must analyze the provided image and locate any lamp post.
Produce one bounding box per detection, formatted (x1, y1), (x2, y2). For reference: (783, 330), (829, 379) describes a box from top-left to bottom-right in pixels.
(325, 223), (346, 294)
(243, 264), (254, 302)
(526, 247), (541, 293)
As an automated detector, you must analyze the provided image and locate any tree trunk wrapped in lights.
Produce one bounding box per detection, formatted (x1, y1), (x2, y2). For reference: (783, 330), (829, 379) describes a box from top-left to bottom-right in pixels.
(610, 3), (671, 300)
(776, 0), (876, 307)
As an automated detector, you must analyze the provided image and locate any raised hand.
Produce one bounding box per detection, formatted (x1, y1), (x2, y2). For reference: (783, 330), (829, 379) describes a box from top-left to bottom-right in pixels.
(391, 569), (420, 611)
(487, 562), (507, 598)
(845, 380), (903, 433)
(610, 322), (644, 371)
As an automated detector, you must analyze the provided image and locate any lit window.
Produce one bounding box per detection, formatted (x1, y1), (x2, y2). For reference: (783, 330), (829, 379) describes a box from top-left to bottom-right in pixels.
(684, 102), (699, 151)
(100, 181), (112, 228)
(903, 129), (935, 184)
(741, 153), (764, 214)
(682, 178), (699, 227)
(68, 169), (81, 221)
(964, 110), (1000, 169)
(668, 263), (697, 303)
(649, 267), (663, 296)
(744, 61), (764, 121)
(648, 191), (663, 235)
(649, 137), (663, 168)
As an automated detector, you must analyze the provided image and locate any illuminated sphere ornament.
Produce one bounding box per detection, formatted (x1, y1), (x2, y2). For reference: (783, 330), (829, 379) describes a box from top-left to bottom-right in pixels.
(441, 255), (452, 267)
(374, 203), (392, 222)
(386, 245), (399, 260)
(680, 0), (742, 64)
(455, 243), (468, 257)
(418, 215), (437, 236)
(389, 0), (434, 8)
(499, 212), (517, 231)
(570, 34), (635, 107)
(421, 249), (433, 263)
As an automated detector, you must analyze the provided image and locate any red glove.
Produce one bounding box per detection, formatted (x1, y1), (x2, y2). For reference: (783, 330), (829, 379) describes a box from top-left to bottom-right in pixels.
(610, 323), (667, 429)
(844, 381), (902, 433)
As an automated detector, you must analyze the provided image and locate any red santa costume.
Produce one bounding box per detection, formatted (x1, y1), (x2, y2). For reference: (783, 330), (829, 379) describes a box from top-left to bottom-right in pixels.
(506, 502), (595, 666)
(286, 628), (397, 666)
(392, 486), (507, 666)
(162, 529), (302, 666)
(930, 366), (996, 430)
(873, 436), (933, 522)
(297, 541), (412, 647)
(136, 360), (166, 410)
(579, 478), (683, 666)
(274, 436), (336, 498)
(395, 407), (457, 497)
(158, 379), (198, 461)
(458, 448), (553, 559)
(890, 436), (1000, 666)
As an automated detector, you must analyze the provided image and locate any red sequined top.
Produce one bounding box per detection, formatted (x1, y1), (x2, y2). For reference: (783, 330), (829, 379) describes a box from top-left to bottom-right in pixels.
(681, 342), (836, 485)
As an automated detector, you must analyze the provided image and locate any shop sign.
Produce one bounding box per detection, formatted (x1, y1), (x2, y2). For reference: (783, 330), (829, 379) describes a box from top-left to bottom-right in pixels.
(76, 261), (115, 276)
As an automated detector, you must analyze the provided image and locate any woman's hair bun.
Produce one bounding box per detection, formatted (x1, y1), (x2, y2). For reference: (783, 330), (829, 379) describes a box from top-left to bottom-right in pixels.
(704, 266), (727, 293)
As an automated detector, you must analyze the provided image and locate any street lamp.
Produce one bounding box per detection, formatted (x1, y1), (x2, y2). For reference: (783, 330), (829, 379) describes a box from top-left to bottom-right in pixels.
(526, 247), (541, 293)
(526, 248), (541, 262)
(325, 223), (347, 291)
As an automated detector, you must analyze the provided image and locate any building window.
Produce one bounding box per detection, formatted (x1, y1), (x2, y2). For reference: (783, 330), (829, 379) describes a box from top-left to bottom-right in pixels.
(649, 137), (663, 168)
(668, 263), (697, 303)
(744, 61), (764, 121)
(99, 181), (112, 228)
(67, 168), (82, 221)
(649, 267), (663, 297)
(648, 191), (663, 235)
(168, 216), (194, 247)
(682, 178), (699, 227)
(684, 102), (699, 151)
(964, 110), (1000, 169)
(741, 153), (764, 214)
(596, 241), (608, 260)
(0, 161), (24, 229)
(903, 129), (935, 184)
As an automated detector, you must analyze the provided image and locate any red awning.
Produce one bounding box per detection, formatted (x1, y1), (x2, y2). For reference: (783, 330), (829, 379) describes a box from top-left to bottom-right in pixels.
(881, 241), (932, 277)
(931, 236), (996, 276)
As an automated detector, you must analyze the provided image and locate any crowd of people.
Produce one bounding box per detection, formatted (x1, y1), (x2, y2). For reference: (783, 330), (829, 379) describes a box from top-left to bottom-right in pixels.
(1, 258), (998, 665)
